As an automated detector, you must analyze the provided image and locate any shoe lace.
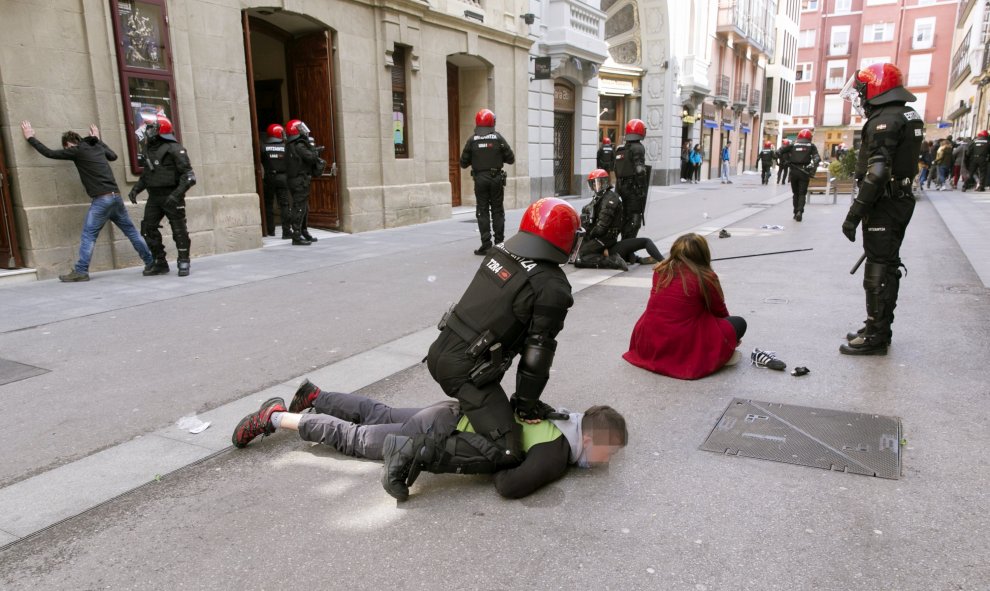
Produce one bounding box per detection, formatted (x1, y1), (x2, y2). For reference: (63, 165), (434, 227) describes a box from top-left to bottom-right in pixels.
(752, 349), (778, 366)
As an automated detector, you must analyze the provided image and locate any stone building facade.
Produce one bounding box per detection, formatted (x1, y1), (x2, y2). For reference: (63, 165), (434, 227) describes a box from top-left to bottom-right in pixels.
(0, 0), (535, 278)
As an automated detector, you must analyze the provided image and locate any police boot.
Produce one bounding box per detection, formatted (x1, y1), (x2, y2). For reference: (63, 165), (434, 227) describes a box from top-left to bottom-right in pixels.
(381, 434), (417, 501)
(840, 333), (888, 356)
(143, 260), (170, 276)
(291, 232), (311, 246)
(177, 259), (191, 277)
(301, 231), (318, 243)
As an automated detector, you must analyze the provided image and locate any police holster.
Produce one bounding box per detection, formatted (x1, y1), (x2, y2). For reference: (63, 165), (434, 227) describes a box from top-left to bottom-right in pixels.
(442, 310), (513, 389)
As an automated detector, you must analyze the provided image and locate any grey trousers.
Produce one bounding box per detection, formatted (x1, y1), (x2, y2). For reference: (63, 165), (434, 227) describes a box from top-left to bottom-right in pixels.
(297, 392), (460, 460)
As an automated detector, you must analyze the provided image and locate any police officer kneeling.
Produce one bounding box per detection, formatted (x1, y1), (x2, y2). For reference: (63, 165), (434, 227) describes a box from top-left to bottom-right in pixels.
(381, 198), (582, 500)
(575, 169), (626, 270)
(838, 63), (923, 355)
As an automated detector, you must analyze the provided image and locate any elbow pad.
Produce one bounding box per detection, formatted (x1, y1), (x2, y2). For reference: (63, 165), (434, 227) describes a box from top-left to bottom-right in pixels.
(854, 155), (889, 214)
(515, 335), (556, 402)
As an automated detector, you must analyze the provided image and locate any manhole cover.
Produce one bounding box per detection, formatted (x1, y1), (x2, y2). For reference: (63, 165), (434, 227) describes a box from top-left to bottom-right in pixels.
(0, 358), (49, 386)
(701, 398), (901, 479)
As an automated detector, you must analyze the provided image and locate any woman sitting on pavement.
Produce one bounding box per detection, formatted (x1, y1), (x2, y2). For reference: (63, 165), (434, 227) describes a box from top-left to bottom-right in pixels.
(574, 169), (664, 270)
(622, 232), (745, 380)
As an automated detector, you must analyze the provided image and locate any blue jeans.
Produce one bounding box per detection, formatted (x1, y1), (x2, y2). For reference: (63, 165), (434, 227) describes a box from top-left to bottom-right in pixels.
(76, 194), (153, 273)
(720, 160), (731, 181)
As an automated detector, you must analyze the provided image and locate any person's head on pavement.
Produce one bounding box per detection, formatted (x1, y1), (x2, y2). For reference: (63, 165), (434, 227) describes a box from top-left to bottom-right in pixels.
(580, 405), (628, 467)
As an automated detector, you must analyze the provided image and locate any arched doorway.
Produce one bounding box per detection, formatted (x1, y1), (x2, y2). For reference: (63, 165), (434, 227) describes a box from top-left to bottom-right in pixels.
(242, 9), (340, 231)
(554, 80), (575, 196)
(446, 53), (494, 207)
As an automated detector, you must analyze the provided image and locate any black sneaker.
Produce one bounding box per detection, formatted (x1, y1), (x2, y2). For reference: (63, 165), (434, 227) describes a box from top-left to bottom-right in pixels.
(751, 348), (786, 371)
(289, 379), (320, 413)
(381, 434), (415, 501)
(59, 270), (90, 282)
(231, 397), (287, 448)
(474, 244), (492, 256)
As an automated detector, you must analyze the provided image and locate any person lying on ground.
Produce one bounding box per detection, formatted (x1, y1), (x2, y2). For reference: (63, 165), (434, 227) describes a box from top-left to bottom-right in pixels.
(232, 380), (628, 501)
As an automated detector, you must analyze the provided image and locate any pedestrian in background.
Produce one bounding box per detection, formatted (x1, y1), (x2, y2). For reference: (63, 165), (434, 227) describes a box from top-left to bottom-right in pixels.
(934, 139), (952, 190)
(460, 108), (514, 255)
(129, 115), (197, 277)
(916, 140), (931, 191)
(719, 140), (732, 184)
(21, 120), (153, 282)
(689, 144), (702, 183)
(952, 137), (968, 189)
(680, 141), (691, 182)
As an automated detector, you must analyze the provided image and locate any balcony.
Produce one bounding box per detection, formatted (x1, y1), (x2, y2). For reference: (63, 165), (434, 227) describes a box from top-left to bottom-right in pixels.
(716, 1), (773, 56)
(714, 75), (731, 106)
(541, 0), (609, 64)
(749, 89), (761, 114)
(733, 82), (750, 110)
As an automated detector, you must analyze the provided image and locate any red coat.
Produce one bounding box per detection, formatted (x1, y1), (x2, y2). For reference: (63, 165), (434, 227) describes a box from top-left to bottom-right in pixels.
(622, 269), (736, 380)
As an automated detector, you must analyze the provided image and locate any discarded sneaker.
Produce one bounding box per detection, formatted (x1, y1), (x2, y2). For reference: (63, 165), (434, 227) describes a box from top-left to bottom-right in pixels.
(231, 397), (286, 448)
(59, 270), (90, 282)
(751, 348), (786, 371)
(718, 229), (731, 239)
(289, 379), (320, 413)
(381, 433), (416, 501)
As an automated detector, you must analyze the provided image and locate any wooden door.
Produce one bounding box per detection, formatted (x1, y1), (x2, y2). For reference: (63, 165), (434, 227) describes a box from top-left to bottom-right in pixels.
(288, 32), (339, 229)
(447, 63), (461, 206)
(0, 132), (22, 269)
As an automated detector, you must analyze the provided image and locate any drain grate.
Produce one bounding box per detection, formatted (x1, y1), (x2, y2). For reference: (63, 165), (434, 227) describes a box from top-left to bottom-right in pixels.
(0, 358), (49, 387)
(701, 398), (902, 479)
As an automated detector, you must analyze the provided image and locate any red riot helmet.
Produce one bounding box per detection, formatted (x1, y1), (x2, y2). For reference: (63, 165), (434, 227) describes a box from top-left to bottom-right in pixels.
(141, 113), (175, 142)
(475, 109), (496, 127)
(504, 198), (583, 264)
(624, 119), (646, 141)
(764, 141), (773, 149)
(840, 63), (916, 117)
(286, 119), (310, 139)
(587, 169), (611, 195)
(267, 124), (285, 140)
(782, 139), (791, 146)
(978, 130), (989, 139)
(797, 129), (813, 140)
(602, 137), (611, 145)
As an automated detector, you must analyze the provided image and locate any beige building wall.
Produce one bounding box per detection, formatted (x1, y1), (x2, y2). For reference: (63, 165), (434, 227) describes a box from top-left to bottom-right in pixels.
(0, 0), (533, 279)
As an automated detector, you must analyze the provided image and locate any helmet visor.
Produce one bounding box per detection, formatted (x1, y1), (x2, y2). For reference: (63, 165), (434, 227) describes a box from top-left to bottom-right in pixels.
(297, 122), (311, 136)
(588, 177), (609, 194)
(567, 227), (586, 264)
(839, 75), (864, 117)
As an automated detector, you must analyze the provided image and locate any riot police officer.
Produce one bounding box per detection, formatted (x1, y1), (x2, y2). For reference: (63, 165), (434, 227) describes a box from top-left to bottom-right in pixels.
(260, 123), (291, 238)
(964, 130), (990, 191)
(129, 115), (196, 277)
(285, 119), (321, 246)
(757, 141), (776, 185)
(615, 119), (648, 251)
(787, 129), (821, 221)
(838, 62), (924, 356)
(380, 198), (581, 500)
(575, 169), (626, 270)
(597, 137), (615, 182)
(460, 108), (515, 255)
(776, 139), (792, 184)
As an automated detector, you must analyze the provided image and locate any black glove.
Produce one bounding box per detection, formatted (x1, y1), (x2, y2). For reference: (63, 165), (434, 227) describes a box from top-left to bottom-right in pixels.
(842, 213), (860, 242)
(165, 193), (181, 208)
(511, 395), (555, 421)
(128, 188), (138, 204)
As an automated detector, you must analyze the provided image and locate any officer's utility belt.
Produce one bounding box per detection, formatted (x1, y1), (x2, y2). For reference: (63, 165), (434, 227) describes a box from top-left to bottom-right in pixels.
(471, 168), (503, 177)
(438, 308), (513, 387)
(889, 177), (913, 199)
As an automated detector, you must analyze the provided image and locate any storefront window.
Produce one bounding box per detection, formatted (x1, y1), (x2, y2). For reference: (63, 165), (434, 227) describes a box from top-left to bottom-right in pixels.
(110, 0), (179, 173)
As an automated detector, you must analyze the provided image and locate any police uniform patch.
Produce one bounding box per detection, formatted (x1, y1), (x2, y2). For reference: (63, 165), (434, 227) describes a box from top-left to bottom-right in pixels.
(485, 257), (514, 283)
(876, 124), (888, 130)
(914, 129), (923, 137)
(904, 111), (921, 121)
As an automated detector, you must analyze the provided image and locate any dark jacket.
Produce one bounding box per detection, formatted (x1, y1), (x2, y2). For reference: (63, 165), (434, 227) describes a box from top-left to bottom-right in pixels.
(27, 136), (120, 197)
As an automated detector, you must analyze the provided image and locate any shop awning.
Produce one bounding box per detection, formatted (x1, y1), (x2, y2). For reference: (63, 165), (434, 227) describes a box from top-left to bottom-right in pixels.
(741, 126), (751, 134)
(722, 123), (734, 131)
(703, 120), (718, 129)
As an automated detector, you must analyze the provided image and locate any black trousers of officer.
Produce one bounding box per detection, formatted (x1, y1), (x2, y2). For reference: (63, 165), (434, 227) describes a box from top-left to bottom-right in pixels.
(141, 188), (190, 263)
(861, 190), (915, 341)
(789, 170), (810, 214)
(473, 171), (505, 246)
(761, 164), (772, 184)
(263, 175), (291, 236)
(288, 181), (310, 237)
(426, 328), (521, 468)
(617, 178), (645, 244)
(777, 163), (789, 184)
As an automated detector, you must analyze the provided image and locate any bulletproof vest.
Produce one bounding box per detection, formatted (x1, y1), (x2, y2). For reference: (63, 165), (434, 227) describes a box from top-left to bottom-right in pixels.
(453, 246), (552, 352)
(759, 149), (774, 164)
(971, 138), (989, 162)
(285, 138), (313, 181)
(598, 145), (614, 165)
(261, 139), (287, 175)
(862, 105), (924, 180)
(789, 141), (814, 166)
(142, 140), (181, 188)
(467, 132), (506, 171)
(777, 145), (791, 163)
(613, 141), (643, 179)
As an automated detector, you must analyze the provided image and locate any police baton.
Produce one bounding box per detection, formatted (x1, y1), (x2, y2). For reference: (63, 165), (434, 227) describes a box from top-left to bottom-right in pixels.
(850, 253), (867, 275)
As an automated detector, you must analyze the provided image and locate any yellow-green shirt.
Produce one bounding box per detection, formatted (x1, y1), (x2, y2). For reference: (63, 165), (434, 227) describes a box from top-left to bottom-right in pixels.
(455, 415), (563, 452)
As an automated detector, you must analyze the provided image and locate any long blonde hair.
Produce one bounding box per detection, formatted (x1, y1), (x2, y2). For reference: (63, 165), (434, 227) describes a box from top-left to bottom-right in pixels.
(652, 233), (723, 309)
